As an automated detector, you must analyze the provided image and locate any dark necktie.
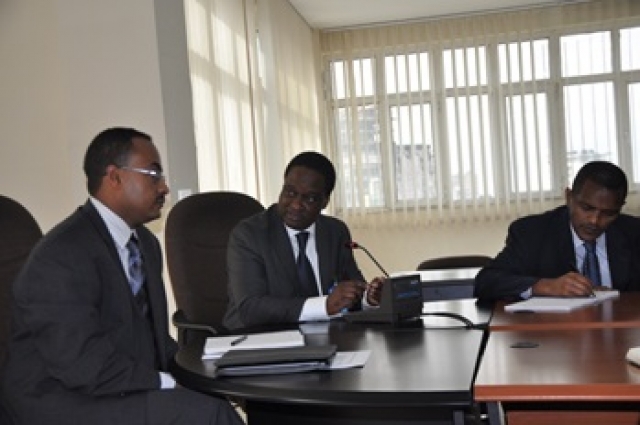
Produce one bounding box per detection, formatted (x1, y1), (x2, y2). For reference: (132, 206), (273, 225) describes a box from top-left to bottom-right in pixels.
(127, 235), (148, 313)
(295, 231), (318, 296)
(582, 241), (601, 286)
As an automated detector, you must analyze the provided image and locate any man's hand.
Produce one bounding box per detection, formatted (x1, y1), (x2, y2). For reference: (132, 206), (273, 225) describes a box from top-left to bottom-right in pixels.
(326, 280), (366, 315)
(532, 272), (595, 297)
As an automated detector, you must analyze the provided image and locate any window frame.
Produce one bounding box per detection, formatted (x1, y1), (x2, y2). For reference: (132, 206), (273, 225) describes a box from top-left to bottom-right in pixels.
(324, 22), (640, 216)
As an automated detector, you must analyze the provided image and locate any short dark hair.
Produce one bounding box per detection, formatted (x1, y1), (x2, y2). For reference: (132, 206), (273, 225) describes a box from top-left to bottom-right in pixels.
(84, 127), (151, 195)
(572, 161), (627, 201)
(284, 151), (336, 197)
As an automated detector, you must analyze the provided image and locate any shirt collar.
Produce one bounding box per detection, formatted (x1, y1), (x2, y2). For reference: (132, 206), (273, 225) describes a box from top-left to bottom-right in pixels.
(89, 197), (136, 250)
(284, 222), (317, 239)
(569, 223), (606, 251)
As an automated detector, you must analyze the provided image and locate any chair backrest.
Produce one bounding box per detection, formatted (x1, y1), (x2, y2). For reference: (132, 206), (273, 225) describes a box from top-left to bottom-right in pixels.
(0, 195), (42, 366)
(164, 191), (264, 333)
(417, 255), (492, 301)
(417, 255), (492, 270)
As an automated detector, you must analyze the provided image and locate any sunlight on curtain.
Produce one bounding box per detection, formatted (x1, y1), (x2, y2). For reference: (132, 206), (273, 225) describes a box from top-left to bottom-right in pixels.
(183, 0), (321, 205)
(254, 0), (322, 203)
(184, 0), (258, 195)
(319, 0), (640, 229)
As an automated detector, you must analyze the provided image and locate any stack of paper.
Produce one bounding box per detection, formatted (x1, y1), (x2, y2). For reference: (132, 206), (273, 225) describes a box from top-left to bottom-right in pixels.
(203, 330), (305, 359)
(505, 290), (620, 313)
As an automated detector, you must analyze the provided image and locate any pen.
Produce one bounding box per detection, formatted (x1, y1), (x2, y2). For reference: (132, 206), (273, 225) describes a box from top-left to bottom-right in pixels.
(329, 278), (349, 314)
(230, 335), (247, 346)
(568, 262), (596, 298)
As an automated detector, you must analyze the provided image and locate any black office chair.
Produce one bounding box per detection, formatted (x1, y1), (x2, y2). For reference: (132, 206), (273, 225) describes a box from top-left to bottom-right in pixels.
(164, 191), (264, 345)
(417, 255), (492, 302)
(0, 195), (42, 367)
(417, 255), (492, 271)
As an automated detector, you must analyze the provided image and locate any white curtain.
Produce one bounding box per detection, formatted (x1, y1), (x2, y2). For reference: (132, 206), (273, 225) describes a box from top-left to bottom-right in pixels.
(319, 0), (640, 229)
(183, 0), (321, 204)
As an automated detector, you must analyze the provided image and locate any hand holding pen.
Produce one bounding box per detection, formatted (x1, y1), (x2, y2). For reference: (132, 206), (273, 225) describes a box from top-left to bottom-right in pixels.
(568, 263), (596, 297)
(532, 265), (596, 297)
(326, 279), (366, 315)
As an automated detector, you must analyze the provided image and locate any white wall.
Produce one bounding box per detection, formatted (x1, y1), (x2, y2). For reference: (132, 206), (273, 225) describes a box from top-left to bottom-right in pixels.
(349, 220), (510, 279)
(0, 0), (170, 234)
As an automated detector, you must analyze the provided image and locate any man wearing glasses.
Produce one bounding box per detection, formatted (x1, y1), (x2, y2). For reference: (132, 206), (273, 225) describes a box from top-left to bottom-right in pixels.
(224, 151), (384, 330)
(1, 128), (243, 425)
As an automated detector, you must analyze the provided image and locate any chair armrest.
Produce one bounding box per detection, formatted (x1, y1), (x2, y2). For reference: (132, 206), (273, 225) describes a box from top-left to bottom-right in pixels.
(172, 310), (219, 345)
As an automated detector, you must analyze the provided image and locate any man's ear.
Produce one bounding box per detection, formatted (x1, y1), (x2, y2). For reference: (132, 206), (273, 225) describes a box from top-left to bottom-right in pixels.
(105, 165), (122, 188)
(564, 187), (572, 204)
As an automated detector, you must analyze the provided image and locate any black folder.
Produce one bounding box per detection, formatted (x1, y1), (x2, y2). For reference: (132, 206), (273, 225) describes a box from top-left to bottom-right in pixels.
(215, 345), (337, 377)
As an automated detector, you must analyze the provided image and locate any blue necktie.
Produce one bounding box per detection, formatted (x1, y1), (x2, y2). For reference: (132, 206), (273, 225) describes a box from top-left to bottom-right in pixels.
(126, 236), (145, 295)
(582, 241), (601, 286)
(296, 232), (318, 296)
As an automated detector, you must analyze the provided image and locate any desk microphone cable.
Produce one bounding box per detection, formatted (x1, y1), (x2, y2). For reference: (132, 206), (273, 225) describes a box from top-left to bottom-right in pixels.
(421, 312), (486, 330)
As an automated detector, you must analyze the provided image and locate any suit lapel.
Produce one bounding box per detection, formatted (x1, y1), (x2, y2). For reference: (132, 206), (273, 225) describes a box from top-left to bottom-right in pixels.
(606, 222), (631, 290)
(82, 201), (154, 316)
(315, 217), (334, 294)
(81, 201), (125, 273)
(553, 207), (578, 273)
(267, 207), (301, 292)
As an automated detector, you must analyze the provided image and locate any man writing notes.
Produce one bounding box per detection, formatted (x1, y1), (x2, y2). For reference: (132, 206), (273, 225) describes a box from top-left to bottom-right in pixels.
(0, 128), (243, 425)
(475, 161), (640, 301)
(224, 151), (384, 330)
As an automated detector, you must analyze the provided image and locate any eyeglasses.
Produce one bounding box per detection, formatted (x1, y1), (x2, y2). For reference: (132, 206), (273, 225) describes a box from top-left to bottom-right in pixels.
(120, 166), (165, 183)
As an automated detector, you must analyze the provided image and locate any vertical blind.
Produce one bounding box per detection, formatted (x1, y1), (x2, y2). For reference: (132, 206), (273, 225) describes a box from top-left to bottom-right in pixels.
(319, 0), (640, 229)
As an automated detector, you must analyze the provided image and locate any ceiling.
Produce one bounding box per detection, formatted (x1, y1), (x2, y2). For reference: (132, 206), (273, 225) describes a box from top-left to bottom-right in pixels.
(288, 0), (582, 30)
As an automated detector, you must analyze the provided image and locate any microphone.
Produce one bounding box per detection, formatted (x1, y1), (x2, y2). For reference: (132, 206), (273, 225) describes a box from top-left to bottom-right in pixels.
(345, 241), (389, 278)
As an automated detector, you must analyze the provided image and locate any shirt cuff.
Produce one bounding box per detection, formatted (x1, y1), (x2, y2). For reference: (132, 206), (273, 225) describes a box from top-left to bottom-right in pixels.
(159, 371), (176, 389)
(299, 296), (332, 321)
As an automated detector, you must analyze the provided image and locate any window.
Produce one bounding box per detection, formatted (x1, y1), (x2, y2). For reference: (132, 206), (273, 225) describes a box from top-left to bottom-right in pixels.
(323, 14), (640, 225)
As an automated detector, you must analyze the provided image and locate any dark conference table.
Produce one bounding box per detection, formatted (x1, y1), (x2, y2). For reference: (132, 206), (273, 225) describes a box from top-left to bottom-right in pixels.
(172, 300), (491, 425)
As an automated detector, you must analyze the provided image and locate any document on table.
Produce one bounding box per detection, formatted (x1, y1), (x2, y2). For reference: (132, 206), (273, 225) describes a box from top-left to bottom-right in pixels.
(505, 290), (619, 313)
(329, 350), (370, 369)
(203, 330), (305, 359)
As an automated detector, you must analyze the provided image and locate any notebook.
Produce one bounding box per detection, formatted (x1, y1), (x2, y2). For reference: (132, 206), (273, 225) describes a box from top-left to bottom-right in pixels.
(505, 290), (620, 313)
(203, 330), (305, 359)
(215, 345), (337, 376)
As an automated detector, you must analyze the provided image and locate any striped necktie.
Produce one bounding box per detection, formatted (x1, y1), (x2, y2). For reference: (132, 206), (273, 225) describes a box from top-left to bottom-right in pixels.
(127, 235), (144, 295)
(126, 235), (148, 314)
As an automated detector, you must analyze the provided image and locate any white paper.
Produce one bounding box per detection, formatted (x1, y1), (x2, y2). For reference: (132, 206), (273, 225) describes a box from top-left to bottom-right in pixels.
(203, 330), (304, 359)
(328, 350), (371, 369)
(626, 347), (640, 367)
(505, 290), (619, 313)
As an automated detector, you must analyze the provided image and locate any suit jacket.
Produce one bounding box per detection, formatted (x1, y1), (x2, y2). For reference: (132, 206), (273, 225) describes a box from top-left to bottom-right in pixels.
(223, 204), (365, 330)
(0, 201), (178, 424)
(474, 205), (640, 301)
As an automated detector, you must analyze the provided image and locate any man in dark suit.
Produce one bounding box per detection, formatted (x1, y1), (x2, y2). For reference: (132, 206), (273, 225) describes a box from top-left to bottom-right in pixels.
(475, 161), (640, 301)
(224, 151), (383, 330)
(0, 128), (243, 425)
